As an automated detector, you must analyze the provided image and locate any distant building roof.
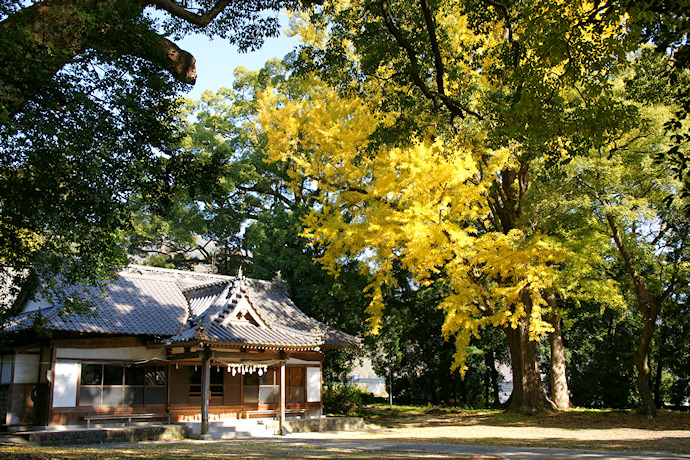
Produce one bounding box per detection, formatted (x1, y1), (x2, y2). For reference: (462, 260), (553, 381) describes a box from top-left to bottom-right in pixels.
(5, 265), (360, 350)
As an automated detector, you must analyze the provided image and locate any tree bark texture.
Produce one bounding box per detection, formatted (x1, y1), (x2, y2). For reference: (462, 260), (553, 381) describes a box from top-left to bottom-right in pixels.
(653, 325), (666, 408)
(548, 315), (571, 410)
(545, 292), (570, 410)
(502, 292), (556, 413)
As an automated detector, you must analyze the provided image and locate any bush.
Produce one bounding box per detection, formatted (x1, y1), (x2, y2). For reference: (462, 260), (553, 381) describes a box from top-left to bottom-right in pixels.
(323, 383), (372, 416)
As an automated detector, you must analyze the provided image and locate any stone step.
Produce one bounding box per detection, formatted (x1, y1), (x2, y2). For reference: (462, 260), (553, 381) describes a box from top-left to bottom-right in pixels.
(185, 419), (276, 438)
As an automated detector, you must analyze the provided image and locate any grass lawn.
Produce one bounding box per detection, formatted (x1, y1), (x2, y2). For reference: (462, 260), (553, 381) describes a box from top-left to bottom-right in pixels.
(0, 406), (688, 459)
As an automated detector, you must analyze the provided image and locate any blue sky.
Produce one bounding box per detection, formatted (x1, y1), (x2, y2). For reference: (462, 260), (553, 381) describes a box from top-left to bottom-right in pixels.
(178, 17), (301, 101)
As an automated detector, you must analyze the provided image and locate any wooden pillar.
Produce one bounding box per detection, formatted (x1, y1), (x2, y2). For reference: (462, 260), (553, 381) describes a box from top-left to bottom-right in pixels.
(279, 360), (286, 435)
(200, 348), (211, 436)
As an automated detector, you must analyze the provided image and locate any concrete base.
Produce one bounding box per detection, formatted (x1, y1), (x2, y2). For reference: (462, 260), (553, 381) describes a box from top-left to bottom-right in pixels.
(14, 424), (190, 446)
(267, 416), (366, 434)
(10, 416), (365, 444)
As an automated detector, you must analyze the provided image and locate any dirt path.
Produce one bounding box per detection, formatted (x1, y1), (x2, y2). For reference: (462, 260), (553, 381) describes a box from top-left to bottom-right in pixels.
(291, 408), (690, 455)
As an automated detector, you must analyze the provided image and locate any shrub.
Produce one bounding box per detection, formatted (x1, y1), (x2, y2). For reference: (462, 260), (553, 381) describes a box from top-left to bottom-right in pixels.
(323, 383), (372, 416)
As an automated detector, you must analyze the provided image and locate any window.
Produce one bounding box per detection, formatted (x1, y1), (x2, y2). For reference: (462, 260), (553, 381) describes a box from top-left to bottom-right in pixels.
(243, 372), (259, 404)
(243, 368), (278, 405)
(79, 363), (166, 407)
(288, 368), (305, 404)
(259, 369), (278, 404)
(125, 365), (166, 405)
(189, 365), (223, 397)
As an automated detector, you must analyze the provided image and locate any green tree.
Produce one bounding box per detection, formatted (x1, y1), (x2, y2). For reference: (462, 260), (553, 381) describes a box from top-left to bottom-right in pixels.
(0, 0), (309, 308)
(0, 0), (303, 119)
(553, 99), (689, 417)
(565, 299), (639, 409)
(369, 268), (509, 407)
(0, 36), (190, 309)
(659, 283), (690, 408)
(623, 1), (690, 210)
(129, 61), (372, 380)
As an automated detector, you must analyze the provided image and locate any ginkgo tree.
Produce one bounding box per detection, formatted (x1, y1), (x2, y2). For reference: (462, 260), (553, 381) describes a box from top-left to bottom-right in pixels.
(259, 84), (574, 412)
(257, 0), (646, 413)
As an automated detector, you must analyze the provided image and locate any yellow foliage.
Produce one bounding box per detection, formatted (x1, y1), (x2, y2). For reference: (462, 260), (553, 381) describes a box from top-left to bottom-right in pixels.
(258, 83), (567, 374)
(0, 221), (42, 265)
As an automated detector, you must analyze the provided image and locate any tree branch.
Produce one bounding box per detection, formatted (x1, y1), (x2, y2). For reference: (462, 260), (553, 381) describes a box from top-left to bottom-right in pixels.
(144, 0), (233, 27)
(605, 212), (659, 318)
(235, 184), (294, 207)
(479, 0), (518, 67)
(157, 37), (197, 83)
(419, 0), (445, 98)
(0, 0), (198, 118)
(379, 0), (483, 120)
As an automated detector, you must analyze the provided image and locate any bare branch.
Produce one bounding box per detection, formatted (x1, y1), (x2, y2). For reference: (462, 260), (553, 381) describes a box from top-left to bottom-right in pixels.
(235, 184), (294, 207)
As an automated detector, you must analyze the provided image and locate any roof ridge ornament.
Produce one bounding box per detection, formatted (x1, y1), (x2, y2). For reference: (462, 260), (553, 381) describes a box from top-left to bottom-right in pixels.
(237, 266), (248, 294)
(273, 270), (283, 284)
(272, 270), (289, 297)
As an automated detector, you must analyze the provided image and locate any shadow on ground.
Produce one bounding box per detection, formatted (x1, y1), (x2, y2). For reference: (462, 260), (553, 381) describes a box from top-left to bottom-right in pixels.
(373, 435), (690, 456)
(363, 406), (690, 432)
(0, 442), (492, 459)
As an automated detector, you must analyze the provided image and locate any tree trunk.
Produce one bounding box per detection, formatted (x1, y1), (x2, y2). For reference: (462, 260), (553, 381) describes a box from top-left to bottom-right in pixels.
(489, 350), (500, 406)
(653, 325), (666, 408)
(654, 354), (663, 409)
(502, 302), (556, 413)
(483, 353), (491, 405)
(635, 314), (658, 419)
(605, 213), (659, 419)
(545, 295), (571, 410)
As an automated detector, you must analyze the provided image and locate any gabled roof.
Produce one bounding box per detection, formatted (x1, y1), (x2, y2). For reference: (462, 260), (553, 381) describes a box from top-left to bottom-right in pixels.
(5, 265), (360, 350)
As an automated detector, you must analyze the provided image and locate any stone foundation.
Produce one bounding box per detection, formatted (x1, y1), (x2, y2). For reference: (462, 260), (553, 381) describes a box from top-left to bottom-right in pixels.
(17, 425), (190, 446)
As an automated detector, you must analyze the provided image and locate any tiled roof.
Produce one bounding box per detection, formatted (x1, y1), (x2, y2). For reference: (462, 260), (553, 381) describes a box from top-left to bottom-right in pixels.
(6, 265), (360, 349)
(5, 272), (189, 336)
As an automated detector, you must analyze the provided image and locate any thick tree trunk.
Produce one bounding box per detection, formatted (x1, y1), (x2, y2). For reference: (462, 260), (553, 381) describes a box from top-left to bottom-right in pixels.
(545, 292), (571, 410)
(502, 300), (556, 413)
(548, 318), (570, 409)
(653, 326), (666, 408)
(635, 314), (658, 419)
